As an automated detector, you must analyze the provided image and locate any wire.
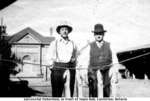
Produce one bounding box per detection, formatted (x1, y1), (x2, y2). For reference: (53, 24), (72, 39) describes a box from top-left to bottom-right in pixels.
(0, 51), (150, 70)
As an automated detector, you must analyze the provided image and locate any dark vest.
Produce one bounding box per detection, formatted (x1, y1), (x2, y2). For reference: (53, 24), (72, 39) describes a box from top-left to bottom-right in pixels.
(89, 41), (112, 70)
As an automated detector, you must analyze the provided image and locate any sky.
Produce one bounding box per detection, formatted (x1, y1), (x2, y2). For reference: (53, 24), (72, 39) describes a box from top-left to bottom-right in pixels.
(0, 0), (150, 52)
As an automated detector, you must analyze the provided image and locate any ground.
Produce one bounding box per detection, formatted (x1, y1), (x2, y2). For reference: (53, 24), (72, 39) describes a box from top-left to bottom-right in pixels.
(14, 77), (150, 97)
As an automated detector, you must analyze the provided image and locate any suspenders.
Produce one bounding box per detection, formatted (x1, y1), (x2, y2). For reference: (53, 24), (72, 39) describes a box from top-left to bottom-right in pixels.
(55, 40), (75, 63)
(55, 40), (60, 62)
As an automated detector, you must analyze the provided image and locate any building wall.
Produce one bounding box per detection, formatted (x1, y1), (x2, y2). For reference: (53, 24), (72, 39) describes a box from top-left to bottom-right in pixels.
(8, 30), (54, 77)
(42, 45), (50, 65)
(11, 43), (50, 77)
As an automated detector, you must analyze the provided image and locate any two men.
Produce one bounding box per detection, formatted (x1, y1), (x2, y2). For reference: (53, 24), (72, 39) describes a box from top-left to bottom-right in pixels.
(47, 22), (77, 97)
(48, 22), (119, 97)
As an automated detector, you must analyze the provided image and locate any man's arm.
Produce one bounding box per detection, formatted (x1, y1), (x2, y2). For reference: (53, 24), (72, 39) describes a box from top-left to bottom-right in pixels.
(110, 44), (120, 68)
(109, 44), (121, 83)
(77, 44), (90, 69)
(46, 40), (57, 67)
(76, 44), (90, 97)
(76, 44), (90, 84)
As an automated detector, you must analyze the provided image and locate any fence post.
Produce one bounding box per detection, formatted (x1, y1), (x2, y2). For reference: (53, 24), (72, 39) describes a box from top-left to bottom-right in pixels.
(45, 66), (48, 81)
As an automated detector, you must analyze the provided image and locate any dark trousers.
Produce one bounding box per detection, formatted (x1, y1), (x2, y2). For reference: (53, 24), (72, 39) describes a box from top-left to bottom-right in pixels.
(69, 69), (76, 97)
(88, 69), (111, 97)
(51, 69), (65, 97)
(51, 62), (76, 97)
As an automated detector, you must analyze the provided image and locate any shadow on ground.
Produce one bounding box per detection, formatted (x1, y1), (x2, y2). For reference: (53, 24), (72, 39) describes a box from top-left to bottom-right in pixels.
(7, 80), (44, 97)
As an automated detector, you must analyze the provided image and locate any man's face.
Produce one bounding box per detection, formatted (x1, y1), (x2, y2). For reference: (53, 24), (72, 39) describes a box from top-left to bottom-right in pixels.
(94, 33), (104, 42)
(59, 27), (69, 38)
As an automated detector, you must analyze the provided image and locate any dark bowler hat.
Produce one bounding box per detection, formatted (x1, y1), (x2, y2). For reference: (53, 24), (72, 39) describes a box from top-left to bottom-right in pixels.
(92, 23), (107, 33)
(56, 23), (72, 34)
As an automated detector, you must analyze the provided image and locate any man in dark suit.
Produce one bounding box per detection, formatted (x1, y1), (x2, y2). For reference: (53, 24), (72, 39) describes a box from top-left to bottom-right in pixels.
(77, 23), (119, 97)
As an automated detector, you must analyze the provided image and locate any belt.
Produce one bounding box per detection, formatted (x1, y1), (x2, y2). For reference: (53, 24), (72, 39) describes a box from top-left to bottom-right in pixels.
(89, 65), (110, 71)
(54, 62), (70, 67)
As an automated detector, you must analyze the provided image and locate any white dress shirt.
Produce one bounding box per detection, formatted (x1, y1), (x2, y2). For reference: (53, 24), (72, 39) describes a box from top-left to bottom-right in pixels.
(46, 37), (76, 66)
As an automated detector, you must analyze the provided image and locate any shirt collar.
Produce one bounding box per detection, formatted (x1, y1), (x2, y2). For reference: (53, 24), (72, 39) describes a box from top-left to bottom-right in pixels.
(59, 37), (70, 44)
(96, 41), (104, 48)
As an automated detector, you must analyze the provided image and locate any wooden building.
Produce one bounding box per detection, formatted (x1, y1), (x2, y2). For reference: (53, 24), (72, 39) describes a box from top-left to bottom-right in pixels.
(9, 27), (54, 77)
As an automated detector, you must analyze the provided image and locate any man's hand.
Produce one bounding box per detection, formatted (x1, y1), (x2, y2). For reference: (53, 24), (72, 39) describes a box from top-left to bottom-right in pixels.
(70, 57), (76, 63)
(46, 60), (54, 70)
(46, 64), (53, 71)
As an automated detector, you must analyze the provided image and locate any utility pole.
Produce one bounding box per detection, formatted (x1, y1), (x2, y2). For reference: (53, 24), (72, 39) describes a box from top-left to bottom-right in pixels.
(50, 27), (53, 36)
(0, 18), (7, 40)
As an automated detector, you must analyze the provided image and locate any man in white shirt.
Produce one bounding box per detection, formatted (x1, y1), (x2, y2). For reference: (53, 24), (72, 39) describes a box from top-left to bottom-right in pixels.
(77, 24), (119, 97)
(47, 22), (77, 97)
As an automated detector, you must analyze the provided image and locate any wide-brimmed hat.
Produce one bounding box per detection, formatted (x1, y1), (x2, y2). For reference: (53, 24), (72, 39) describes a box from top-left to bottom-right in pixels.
(56, 22), (72, 34)
(92, 23), (107, 33)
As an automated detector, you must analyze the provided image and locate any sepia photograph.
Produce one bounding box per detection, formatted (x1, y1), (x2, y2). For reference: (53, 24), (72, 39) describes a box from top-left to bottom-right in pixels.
(0, 0), (150, 100)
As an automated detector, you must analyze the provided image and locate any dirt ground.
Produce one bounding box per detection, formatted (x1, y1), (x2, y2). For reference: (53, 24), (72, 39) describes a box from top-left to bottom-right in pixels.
(21, 78), (150, 97)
